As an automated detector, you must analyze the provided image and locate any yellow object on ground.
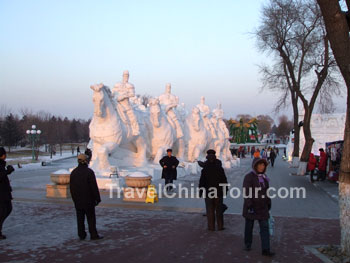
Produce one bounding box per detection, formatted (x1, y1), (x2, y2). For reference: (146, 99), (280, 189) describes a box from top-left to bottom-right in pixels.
(145, 184), (158, 204)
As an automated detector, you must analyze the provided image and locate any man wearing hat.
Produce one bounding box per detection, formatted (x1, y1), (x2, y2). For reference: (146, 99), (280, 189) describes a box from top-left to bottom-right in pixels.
(70, 154), (103, 240)
(242, 158), (274, 256)
(159, 149), (179, 191)
(0, 147), (15, 240)
(199, 149), (228, 231)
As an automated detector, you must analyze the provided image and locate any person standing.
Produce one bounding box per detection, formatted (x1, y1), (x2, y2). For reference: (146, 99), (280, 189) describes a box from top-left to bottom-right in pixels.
(77, 146), (81, 155)
(251, 147), (255, 158)
(159, 149), (179, 191)
(253, 149), (260, 159)
(270, 149), (276, 167)
(317, 148), (327, 181)
(261, 149), (267, 160)
(199, 150), (228, 231)
(0, 147), (15, 240)
(84, 148), (92, 164)
(308, 153), (317, 183)
(243, 158), (275, 257)
(70, 154), (103, 241)
(266, 148), (271, 163)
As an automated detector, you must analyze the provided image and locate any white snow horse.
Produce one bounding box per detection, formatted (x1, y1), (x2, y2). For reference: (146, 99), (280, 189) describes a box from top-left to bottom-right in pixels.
(148, 98), (176, 164)
(185, 107), (209, 162)
(89, 84), (148, 174)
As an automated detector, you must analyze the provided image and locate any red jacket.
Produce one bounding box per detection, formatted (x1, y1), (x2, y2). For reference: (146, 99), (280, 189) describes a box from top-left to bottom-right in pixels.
(307, 153), (317, 171)
(318, 151), (327, 171)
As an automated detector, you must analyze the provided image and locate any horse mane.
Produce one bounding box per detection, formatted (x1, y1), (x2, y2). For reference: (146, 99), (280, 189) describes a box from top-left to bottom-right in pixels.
(101, 85), (117, 109)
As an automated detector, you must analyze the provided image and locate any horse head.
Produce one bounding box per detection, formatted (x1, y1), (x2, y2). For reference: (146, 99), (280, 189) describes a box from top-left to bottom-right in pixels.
(149, 98), (161, 128)
(191, 107), (201, 132)
(91, 84), (105, 118)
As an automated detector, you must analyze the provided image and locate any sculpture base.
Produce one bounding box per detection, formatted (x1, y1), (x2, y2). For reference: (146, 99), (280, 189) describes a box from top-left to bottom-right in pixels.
(123, 187), (148, 202)
(46, 184), (71, 199)
(96, 177), (121, 191)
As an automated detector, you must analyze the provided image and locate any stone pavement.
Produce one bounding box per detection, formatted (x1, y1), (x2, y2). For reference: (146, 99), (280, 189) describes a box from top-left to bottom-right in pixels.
(313, 180), (339, 202)
(0, 201), (340, 263)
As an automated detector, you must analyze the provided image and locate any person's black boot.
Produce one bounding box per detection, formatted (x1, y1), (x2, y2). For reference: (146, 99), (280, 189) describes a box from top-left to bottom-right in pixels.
(262, 250), (275, 256)
(244, 245), (251, 251)
(91, 235), (104, 241)
(0, 234), (7, 240)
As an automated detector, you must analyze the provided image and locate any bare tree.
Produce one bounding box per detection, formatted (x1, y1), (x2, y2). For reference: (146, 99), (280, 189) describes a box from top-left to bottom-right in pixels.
(255, 0), (339, 171)
(316, 0), (350, 256)
(257, 115), (274, 134)
(236, 114), (253, 123)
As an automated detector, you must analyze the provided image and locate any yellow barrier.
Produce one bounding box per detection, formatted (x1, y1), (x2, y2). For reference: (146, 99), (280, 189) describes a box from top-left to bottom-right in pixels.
(145, 184), (158, 204)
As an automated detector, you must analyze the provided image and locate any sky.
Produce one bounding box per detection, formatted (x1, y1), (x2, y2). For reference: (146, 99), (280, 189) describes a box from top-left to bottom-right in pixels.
(0, 0), (346, 121)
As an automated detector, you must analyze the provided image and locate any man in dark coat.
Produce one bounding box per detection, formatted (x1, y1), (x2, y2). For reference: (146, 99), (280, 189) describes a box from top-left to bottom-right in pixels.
(199, 149), (228, 231)
(159, 149), (179, 191)
(242, 158), (274, 256)
(270, 149), (276, 167)
(0, 147), (14, 240)
(317, 148), (327, 181)
(70, 154), (102, 240)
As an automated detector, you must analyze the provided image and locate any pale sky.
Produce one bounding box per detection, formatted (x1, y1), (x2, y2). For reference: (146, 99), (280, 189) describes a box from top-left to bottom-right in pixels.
(0, 0), (345, 121)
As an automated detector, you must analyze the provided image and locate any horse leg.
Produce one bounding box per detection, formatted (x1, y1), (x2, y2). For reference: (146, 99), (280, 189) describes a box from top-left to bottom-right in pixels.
(188, 142), (195, 162)
(176, 138), (185, 161)
(193, 145), (201, 162)
(154, 146), (166, 165)
(134, 136), (147, 167)
(97, 142), (118, 172)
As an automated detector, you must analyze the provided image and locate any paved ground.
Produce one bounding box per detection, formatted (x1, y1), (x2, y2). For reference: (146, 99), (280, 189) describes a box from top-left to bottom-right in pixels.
(0, 201), (340, 263)
(0, 156), (341, 262)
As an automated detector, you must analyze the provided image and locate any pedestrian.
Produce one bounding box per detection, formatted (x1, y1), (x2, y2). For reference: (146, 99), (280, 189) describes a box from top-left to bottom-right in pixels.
(70, 154), (103, 241)
(159, 149), (179, 191)
(243, 158), (275, 257)
(251, 147), (255, 159)
(308, 153), (317, 183)
(199, 149), (228, 231)
(266, 148), (271, 163)
(253, 149), (260, 159)
(317, 148), (327, 181)
(77, 146), (81, 155)
(0, 147), (15, 240)
(84, 148), (92, 164)
(270, 149), (276, 167)
(261, 149), (267, 160)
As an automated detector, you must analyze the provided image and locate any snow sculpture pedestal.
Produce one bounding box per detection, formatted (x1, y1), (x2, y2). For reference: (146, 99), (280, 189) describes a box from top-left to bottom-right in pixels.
(95, 166), (122, 191)
(123, 173), (152, 202)
(46, 170), (71, 199)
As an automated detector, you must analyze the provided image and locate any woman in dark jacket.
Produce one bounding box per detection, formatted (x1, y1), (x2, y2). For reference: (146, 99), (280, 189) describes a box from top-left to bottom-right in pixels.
(199, 150), (228, 231)
(242, 158), (274, 257)
(0, 147), (15, 240)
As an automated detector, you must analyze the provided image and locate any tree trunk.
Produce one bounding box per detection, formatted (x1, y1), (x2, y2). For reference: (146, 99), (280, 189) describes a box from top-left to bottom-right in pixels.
(340, 108), (350, 256)
(299, 117), (314, 175)
(317, 0), (350, 256)
(291, 95), (300, 167)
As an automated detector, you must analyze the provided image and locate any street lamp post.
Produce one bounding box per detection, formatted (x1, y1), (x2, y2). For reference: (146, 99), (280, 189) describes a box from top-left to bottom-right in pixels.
(26, 125), (41, 161)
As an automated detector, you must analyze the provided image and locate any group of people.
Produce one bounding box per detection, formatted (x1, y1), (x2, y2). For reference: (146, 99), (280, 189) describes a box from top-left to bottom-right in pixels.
(252, 147), (277, 167)
(307, 148), (328, 183)
(159, 148), (275, 257)
(0, 145), (275, 257)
